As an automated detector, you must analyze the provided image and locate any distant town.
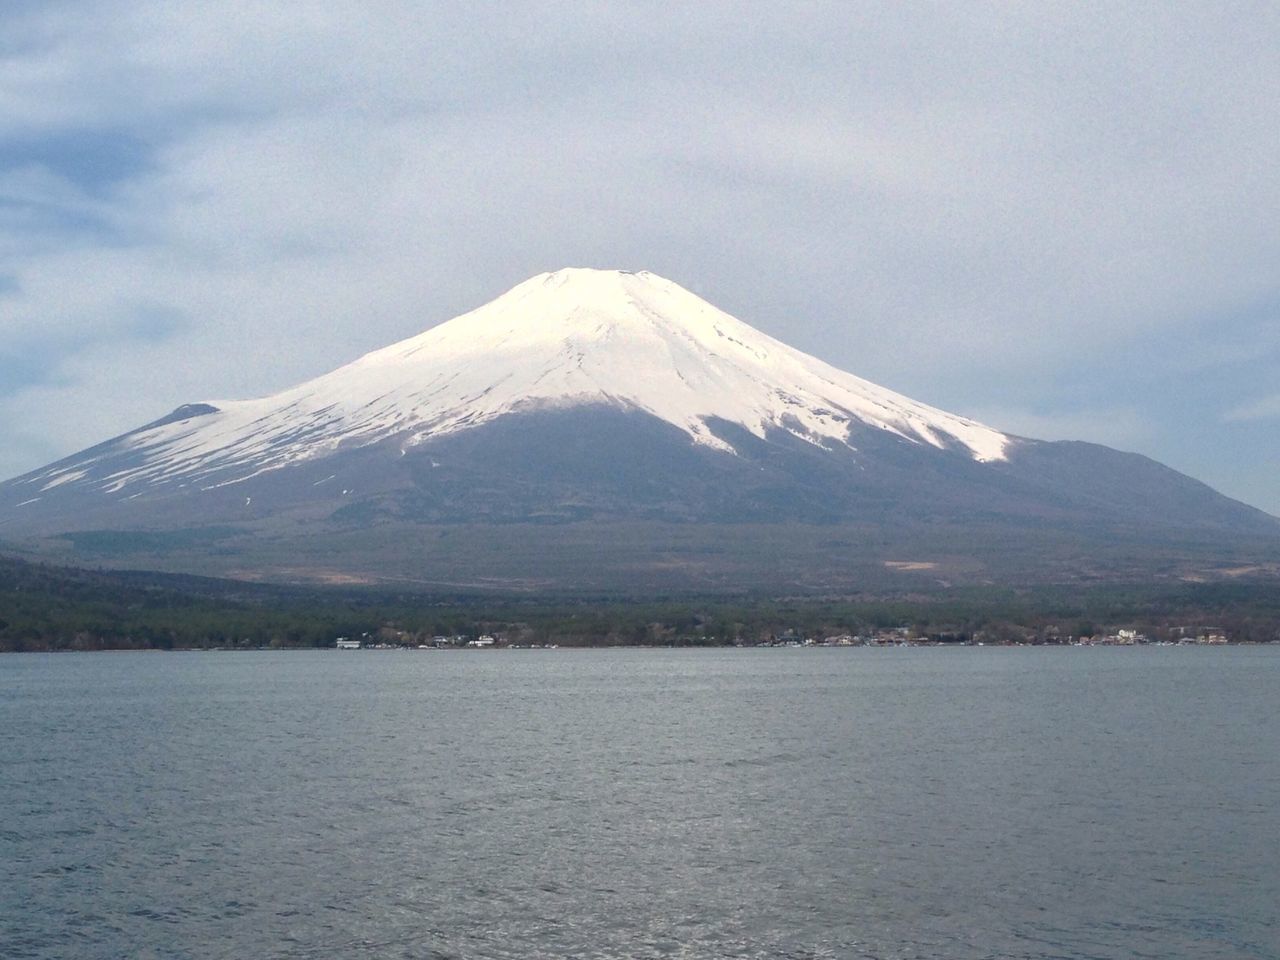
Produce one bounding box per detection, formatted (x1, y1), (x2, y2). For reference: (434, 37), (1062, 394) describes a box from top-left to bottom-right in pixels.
(334, 625), (1235, 650)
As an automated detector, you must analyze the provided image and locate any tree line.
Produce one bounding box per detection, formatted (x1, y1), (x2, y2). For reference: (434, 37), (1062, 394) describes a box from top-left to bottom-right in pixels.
(3, 554), (1279, 651)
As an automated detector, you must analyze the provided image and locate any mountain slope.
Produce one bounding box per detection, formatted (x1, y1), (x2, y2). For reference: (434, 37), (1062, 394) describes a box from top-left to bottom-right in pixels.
(0, 268), (1276, 588)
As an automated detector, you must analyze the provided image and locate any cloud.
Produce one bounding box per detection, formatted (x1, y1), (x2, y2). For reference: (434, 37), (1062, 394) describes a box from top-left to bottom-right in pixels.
(0, 302), (184, 399)
(0, 2), (1277, 511)
(1224, 395), (1280, 423)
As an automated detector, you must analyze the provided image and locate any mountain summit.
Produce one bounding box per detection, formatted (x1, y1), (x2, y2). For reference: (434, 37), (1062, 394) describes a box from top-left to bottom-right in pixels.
(1, 269), (1276, 588)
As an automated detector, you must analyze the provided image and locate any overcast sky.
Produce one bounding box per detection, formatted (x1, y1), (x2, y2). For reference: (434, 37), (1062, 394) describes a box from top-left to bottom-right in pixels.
(2, 2), (1278, 513)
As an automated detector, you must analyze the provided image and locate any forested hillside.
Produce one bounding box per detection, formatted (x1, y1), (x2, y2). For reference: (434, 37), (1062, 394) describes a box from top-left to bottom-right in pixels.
(3, 553), (1278, 651)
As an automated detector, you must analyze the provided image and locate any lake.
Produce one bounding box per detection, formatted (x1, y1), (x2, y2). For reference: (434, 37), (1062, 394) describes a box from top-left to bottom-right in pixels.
(3, 647), (1277, 959)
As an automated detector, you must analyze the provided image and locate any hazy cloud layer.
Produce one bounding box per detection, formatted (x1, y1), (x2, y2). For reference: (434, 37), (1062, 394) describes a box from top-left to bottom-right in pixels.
(2, 2), (1278, 511)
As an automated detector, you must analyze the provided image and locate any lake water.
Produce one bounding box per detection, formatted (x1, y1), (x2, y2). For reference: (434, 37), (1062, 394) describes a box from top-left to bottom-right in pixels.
(2, 647), (1277, 959)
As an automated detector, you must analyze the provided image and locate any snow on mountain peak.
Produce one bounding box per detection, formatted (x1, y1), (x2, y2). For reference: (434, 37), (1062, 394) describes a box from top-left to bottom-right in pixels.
(32, 269), (1010, 494)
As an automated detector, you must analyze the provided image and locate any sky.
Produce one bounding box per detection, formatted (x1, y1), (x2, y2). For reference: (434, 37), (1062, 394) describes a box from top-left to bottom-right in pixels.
(1, 2), (1278, 513)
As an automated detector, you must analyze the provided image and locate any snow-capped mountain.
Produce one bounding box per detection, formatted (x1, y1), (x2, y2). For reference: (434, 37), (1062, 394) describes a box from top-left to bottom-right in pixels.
(1, 268), (1275, 588)
(19, 268), (1008, 498)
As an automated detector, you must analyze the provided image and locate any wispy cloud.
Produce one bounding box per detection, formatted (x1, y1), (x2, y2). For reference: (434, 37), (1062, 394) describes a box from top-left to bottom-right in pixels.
(1224, 395), (1280, 423)
(0, 302), (185, 399)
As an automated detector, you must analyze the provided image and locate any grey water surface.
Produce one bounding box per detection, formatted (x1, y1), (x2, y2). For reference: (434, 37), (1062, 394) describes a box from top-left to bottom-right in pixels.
(2, 647), (1277, 959)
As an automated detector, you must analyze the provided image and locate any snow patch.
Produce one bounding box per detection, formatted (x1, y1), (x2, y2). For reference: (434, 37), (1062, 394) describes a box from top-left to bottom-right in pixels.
(40, 469), (87, 491)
